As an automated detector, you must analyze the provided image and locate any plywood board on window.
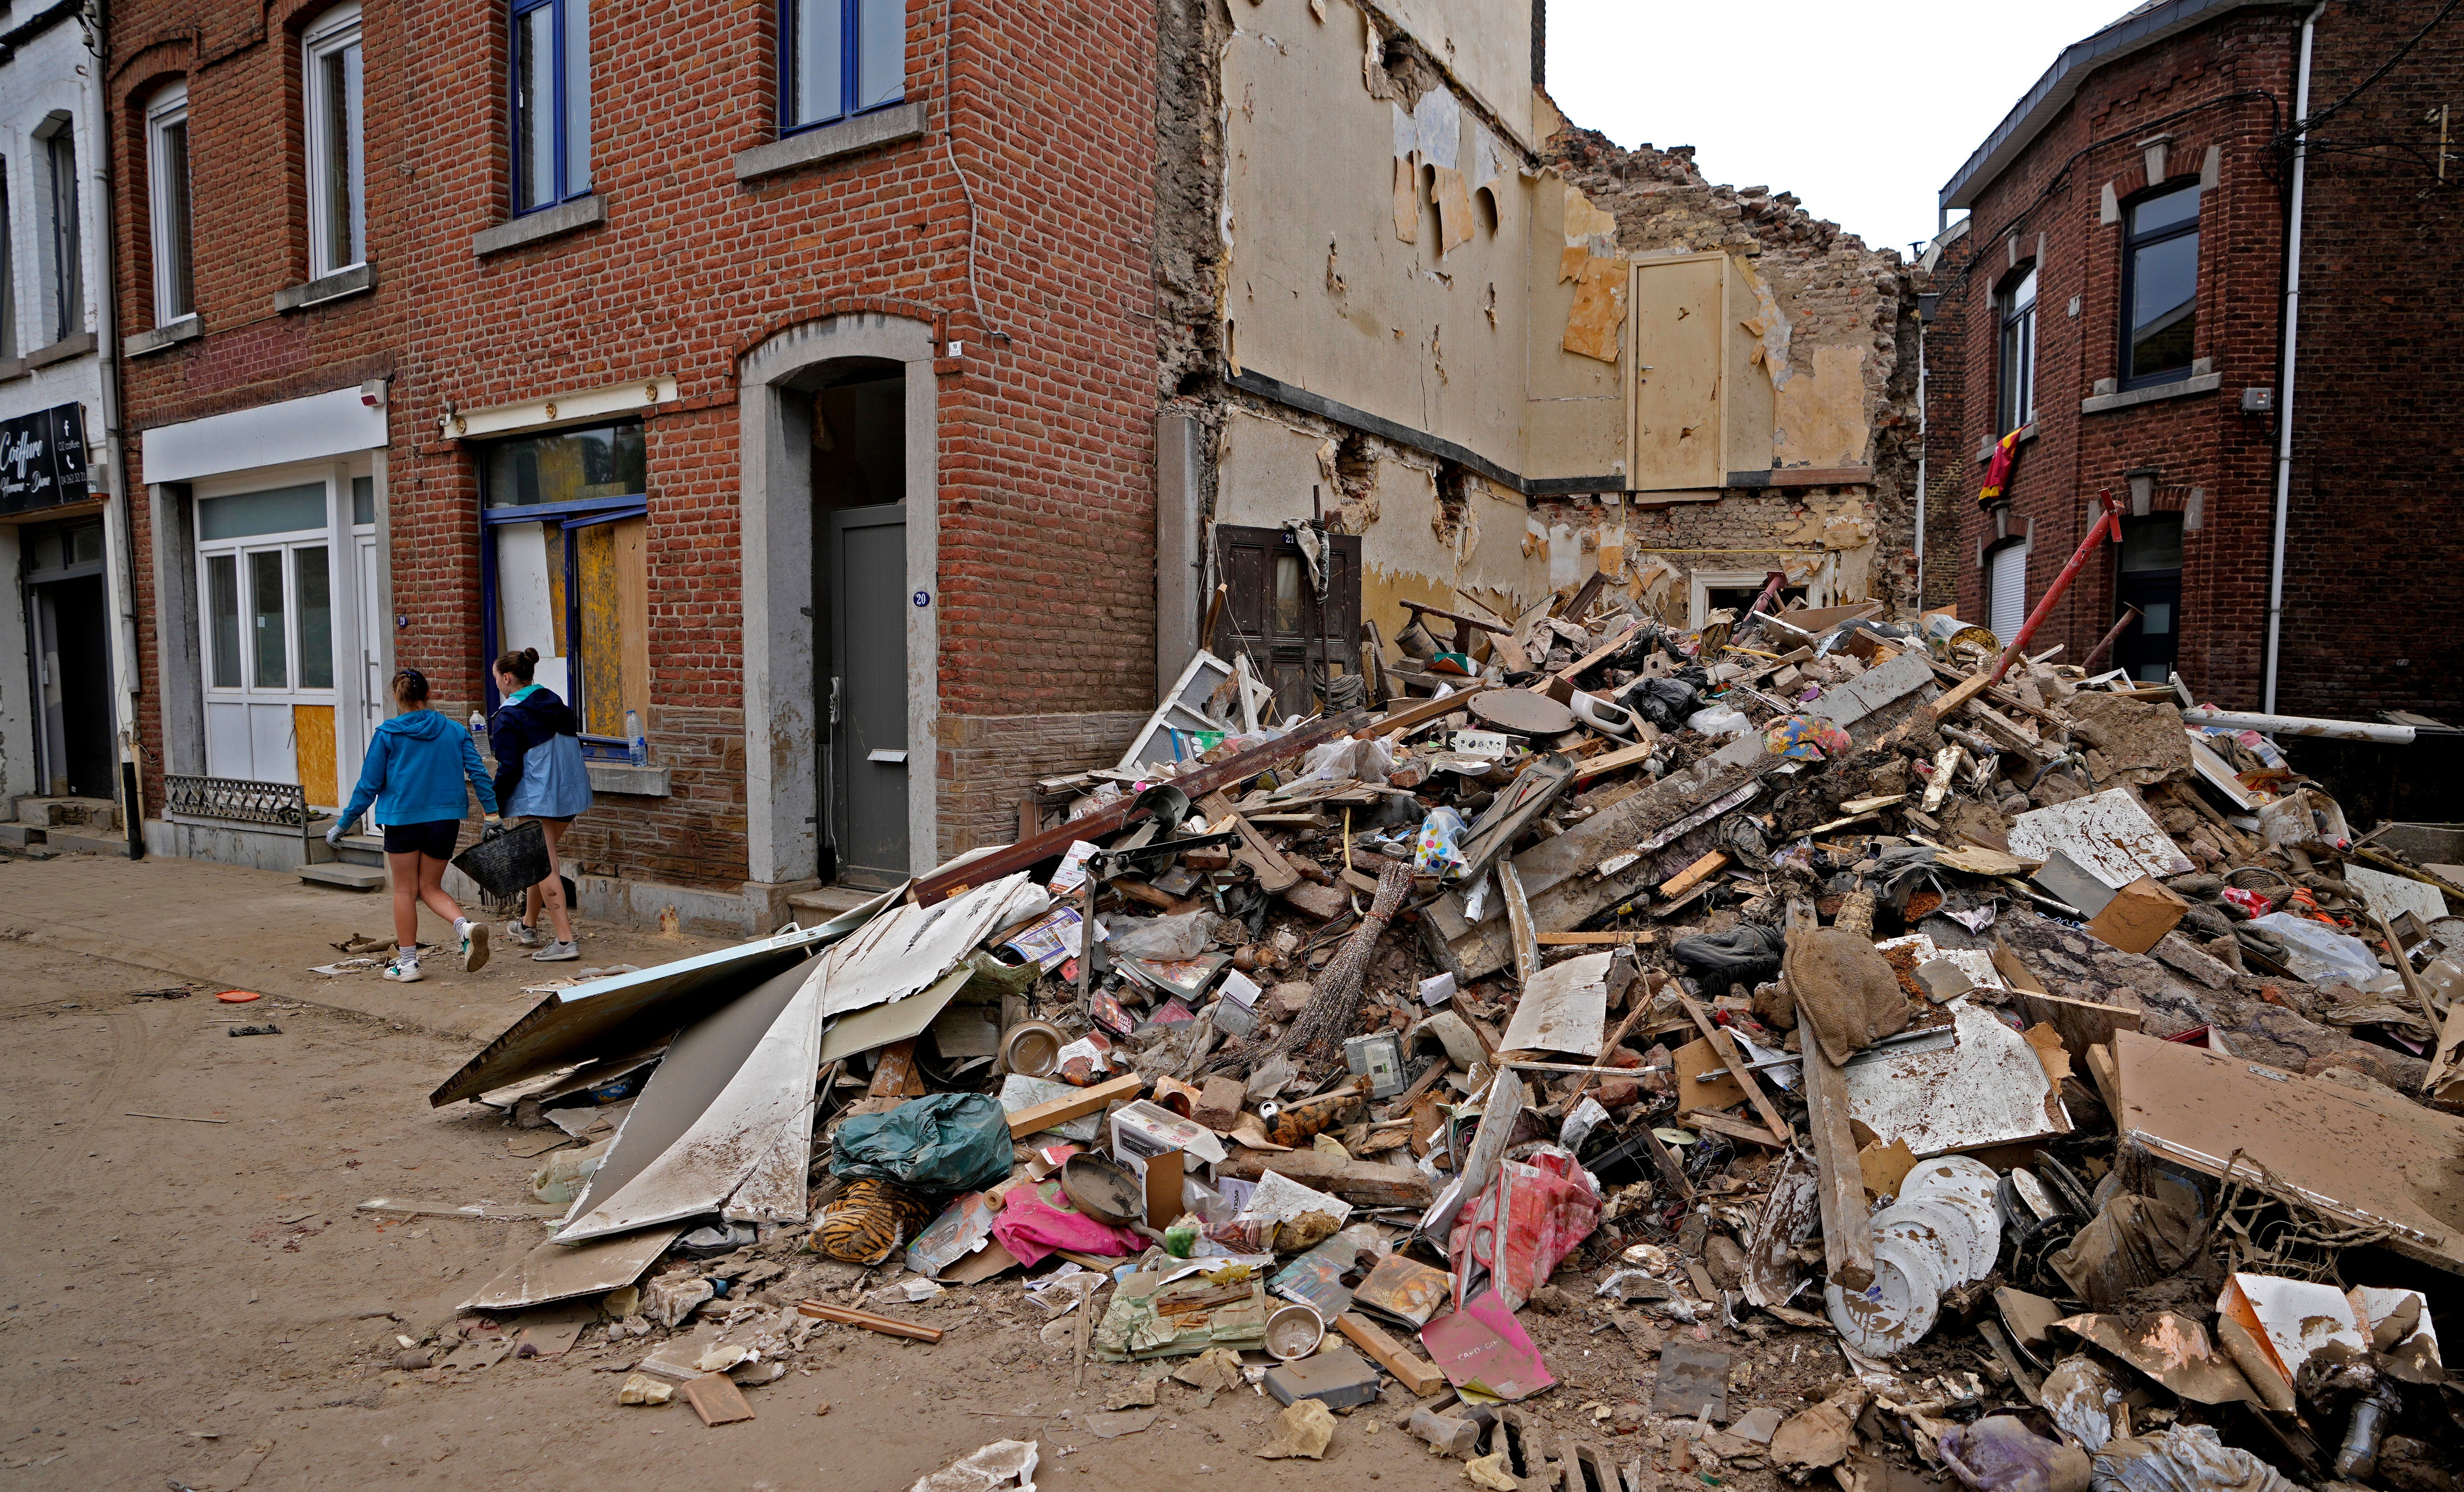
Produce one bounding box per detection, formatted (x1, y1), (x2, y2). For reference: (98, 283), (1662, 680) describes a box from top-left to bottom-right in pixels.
(577, 522), (628, 737)
(293, 703), (337, 808)
(615, 516), (649, 726)
(1720, 255), (1775, 478)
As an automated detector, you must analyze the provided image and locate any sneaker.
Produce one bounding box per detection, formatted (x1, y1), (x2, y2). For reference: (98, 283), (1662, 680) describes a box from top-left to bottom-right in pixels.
(462, 920), (491, 973)
(383, 954), (424, 983)
(531, 940), (581, 962)
(505, 918), (543, 948)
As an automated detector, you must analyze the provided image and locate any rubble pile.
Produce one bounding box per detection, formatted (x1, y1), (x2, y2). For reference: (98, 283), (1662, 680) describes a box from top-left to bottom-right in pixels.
(417, 588), (2464, 1491)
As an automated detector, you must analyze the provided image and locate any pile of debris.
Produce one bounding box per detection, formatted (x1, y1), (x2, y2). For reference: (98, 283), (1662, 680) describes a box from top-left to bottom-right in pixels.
(412, 586), (2464, 1492)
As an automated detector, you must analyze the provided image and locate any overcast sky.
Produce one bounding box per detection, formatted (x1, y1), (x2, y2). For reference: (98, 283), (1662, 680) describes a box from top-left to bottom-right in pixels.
(1545, 0), (2132, 257)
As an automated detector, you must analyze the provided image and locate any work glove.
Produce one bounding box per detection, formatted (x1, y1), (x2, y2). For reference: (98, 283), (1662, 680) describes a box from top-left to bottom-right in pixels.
(324, 821), (345, 846)
(481, 814), (506, 839)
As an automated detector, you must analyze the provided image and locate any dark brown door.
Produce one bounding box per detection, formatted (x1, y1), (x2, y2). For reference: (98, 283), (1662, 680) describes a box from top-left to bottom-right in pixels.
(1211, 525), (1361, 720)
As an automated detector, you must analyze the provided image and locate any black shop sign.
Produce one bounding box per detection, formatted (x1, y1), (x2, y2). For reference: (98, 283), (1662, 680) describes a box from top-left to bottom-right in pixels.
(0, 402), (89, 516)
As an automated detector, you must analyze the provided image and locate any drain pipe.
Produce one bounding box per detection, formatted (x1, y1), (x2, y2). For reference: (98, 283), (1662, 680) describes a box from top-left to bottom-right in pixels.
(1914, 318), (1927, 606)
(2263, 2), (2326, 713)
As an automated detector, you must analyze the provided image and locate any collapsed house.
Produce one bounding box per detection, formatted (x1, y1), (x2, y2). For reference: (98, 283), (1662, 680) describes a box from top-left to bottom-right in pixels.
(1153, 0), (1920, 725)
(403, 581), (2464, 1491)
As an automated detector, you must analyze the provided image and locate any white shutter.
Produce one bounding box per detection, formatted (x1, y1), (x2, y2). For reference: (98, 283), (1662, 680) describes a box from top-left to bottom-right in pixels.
(1988, 544), (2028, 645)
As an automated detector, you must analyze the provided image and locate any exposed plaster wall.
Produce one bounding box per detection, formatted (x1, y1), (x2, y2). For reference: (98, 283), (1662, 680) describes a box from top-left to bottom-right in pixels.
(1218, 0), (1535, 477)
(1546, 126), (1922, 614)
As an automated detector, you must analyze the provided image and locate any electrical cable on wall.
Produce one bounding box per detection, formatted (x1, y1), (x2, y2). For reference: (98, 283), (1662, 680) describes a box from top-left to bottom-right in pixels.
(942, 0), (1008, 345)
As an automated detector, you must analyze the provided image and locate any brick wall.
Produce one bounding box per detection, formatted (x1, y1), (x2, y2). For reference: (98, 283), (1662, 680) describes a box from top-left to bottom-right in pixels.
(1931, 2), (2461, 718)
(937, 708), (1149, 853)
(110, 0), (1164, 892)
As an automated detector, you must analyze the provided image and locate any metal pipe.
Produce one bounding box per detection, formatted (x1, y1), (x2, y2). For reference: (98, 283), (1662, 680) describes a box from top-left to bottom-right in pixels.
(2081, 605), (2142, 673)
(1986, 489), (2121, 687)
(2181, 706), (2414, 745)
(2264, 3), (2328, 713)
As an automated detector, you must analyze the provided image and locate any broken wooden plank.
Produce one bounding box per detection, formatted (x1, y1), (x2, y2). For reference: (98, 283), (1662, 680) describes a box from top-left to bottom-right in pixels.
(1681, 1108), (1791, 1148)
(1574, 739), (1659, 782)
(681, 1373), (757, 1426)
(1926, 670), (1993, 723)
(1337, 1312), (1446, 1396)
(1004, 1073), (1145, 1137)
(1213, 809), (1301, 894)
(1372, 687), (1495, 739)
(1497, 860), (1540, 986)
(796, 1300), (947, 1342)
(1802, 1037), (1874, 1291)
(1659, 852), (1730, 901)
(1676, 993), (1791, 1146)
(1528, 621), (1642, 693)
(1537, 930), (1654, 946)
(1210, 1149), (1435, 1208)
(916, 711), (1369, 904)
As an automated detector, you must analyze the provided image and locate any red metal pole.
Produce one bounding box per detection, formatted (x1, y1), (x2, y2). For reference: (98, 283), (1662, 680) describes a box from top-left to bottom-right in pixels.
(1987, 489), (2121, 687)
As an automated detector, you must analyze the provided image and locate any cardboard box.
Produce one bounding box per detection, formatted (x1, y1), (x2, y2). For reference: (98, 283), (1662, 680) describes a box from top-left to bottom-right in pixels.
(2084, 874), (2189, 954)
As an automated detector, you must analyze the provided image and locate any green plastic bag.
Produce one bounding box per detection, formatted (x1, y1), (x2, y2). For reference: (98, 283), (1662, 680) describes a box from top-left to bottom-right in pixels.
(830, 1092), (1014, 1193)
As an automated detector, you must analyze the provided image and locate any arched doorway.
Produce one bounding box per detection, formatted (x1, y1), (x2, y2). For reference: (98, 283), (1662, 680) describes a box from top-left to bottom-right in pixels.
(739, 314), (938, 892)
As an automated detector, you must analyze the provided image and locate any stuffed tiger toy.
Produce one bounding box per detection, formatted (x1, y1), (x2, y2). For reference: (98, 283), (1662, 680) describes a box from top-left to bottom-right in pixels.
(810, 1177), (935, 1265)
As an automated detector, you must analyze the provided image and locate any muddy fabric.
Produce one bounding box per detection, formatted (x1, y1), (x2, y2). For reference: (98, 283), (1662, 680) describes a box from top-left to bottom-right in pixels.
(2089, 1427), (2298, 1492)
(2047, 1191), (2202, 1312)
(1783, 926), (1912, 1066)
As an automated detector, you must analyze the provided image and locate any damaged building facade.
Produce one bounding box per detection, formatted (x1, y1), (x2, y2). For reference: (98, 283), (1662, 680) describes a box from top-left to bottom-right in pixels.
(85, 0), (1917, 929)
(1155, 0), (1922, 710)
(1926, 0), (2462, 719)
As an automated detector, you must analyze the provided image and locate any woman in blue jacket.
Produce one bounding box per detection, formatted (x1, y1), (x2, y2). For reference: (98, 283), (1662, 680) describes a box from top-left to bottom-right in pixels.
(330, 668), (500, 982)
(487, 647), (594, 962)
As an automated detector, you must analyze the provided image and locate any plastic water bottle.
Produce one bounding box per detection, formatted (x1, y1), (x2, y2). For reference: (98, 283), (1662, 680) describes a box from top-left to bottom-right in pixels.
(626, 709), (646, 766)
(469, 709), (484, 739)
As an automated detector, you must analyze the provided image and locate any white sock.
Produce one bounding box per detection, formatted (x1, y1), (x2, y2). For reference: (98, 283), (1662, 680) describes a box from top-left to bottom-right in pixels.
(398, 945), (418, 959)
(453, 917), (471, 938)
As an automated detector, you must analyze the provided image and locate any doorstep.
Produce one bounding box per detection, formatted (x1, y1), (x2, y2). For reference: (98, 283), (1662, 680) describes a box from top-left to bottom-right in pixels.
(45, 828), (127, 857)
(297, 862), (388, 891)
(786, 884), (882, 918)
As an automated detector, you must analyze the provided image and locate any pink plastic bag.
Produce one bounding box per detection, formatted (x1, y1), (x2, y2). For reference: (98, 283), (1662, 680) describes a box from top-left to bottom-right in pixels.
(1448, 1147), (1600, 1311)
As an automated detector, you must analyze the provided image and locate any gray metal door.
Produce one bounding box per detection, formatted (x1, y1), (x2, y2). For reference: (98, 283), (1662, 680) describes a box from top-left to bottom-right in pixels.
(829, 505), (908, 885)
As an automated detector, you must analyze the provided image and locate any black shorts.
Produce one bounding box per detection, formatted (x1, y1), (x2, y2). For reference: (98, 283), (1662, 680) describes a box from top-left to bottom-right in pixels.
(382, 820), (463, 859)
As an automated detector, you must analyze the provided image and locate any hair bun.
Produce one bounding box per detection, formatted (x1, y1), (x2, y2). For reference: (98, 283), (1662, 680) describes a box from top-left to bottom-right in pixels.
(521, 647), (540, 665)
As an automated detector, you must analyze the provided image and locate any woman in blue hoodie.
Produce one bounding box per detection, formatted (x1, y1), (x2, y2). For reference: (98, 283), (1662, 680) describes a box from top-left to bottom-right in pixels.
(486, 647), (594, 962)
(330, 668), (500, 982)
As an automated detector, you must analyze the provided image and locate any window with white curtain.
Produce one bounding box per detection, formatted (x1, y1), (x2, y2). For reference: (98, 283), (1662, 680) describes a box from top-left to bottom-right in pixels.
(304, 5), (365, 277)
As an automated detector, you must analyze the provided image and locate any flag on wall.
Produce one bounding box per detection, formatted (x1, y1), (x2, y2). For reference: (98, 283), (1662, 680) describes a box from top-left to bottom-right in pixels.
(1976, 430), (2020, 508)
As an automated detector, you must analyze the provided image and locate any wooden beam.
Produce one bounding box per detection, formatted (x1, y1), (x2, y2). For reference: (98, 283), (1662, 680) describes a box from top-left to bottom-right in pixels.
(1210, 1149), (1435, 1207)
(1497, 860), (1540, 986)
(914, 710), (1369, 904)
(1803, 1037), (1873, 1291)
(1675, 993), (1791, 1147)
(796, 1301), (946, 1342)
(1372, 687), (1495, 739)
(1338, 1312), (1446, 1396)
(1659, 851), (1730, 901)
(1527, 621), (1641, 694)
(1681, 1108), (1792, 1147)
(1574, 739), (1659, 782)
(1926, 670), (1993, 723)
(1399, 600), (1515, 636)
(1004, 1073), (1145, 1137)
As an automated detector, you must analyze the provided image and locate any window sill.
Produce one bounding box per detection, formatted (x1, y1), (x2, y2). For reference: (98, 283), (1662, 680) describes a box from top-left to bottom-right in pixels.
(1973, 421), (2038, 464)
(125, 316), (202, 357)
(734, 101), (927, 181)
(2080, 372), (2221, 416)
(585, 761), (670, 797)
(0, 357), (26, 382)
(25, 331), (96, 369)
(274, 263), (376, 312)
(473, 194), (606, 257)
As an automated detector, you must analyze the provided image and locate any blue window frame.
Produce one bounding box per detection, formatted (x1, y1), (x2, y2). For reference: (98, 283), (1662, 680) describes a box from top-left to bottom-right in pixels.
(510, 0), (590, 214)
(782, 0), (904, 135)
(477, 422), (646, 756)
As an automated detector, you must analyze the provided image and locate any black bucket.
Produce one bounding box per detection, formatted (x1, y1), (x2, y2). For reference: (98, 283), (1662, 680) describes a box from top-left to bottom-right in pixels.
(452, 819), (553, 899)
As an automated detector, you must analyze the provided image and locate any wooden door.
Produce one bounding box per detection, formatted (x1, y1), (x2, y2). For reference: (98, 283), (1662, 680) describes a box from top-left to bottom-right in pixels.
(1210, 525), (1361, 720)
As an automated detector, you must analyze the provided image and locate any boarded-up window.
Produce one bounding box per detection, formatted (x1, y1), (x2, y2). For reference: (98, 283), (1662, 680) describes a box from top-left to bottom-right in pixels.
(481, 421), (651, 743)
(1212, 524), (1361, 720)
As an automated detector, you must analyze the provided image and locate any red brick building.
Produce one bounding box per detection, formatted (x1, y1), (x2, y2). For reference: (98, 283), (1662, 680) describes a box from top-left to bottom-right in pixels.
(108, 0), (1163, 926)
(1926, 0), (2460, 724)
